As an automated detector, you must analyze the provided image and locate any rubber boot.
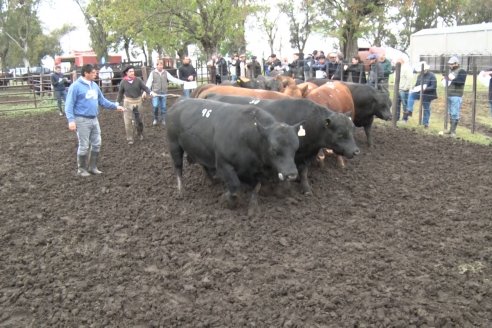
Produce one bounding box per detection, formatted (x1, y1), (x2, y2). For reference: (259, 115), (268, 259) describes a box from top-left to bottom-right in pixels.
(153, 107), (159, 126)
(88, 151), (103, 174)
(445, 119), (458, 137)
(77, 155), (90, 177)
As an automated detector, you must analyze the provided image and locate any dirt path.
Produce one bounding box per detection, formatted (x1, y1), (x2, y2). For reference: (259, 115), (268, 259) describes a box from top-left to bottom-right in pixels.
(0, 108), (491, 327)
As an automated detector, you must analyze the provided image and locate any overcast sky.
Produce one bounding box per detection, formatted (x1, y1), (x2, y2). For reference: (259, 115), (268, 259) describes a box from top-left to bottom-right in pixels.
(38, 0), (340, 62)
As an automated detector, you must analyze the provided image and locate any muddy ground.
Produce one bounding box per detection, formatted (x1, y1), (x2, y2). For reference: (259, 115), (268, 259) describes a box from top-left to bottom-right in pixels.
(0, 105), (491, 327)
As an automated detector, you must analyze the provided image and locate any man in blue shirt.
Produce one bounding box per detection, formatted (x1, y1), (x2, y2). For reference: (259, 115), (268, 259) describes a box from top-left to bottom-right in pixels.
(65, 64), (124, 177)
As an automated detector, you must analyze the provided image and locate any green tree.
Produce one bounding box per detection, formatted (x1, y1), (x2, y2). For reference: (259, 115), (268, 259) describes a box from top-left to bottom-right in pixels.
(317, 0), (385, 59)
(278, 0), (318, 55)
(456, 0), (492, 25)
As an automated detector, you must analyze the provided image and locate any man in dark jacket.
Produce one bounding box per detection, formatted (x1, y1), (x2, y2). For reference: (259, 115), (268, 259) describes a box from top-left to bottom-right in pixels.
(178, 56), (197, 98)
(51, 65), (70, 116)
(403, 61), (437, 128)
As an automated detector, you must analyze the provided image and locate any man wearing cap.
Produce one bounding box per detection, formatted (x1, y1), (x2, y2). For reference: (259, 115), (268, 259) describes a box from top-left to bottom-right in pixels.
(367, 54), (384, 88)
(403, 61), (437, 127)
(267, 54), (282, 76)
(247, 55), (262, 78)
(444, 56), (467, 137)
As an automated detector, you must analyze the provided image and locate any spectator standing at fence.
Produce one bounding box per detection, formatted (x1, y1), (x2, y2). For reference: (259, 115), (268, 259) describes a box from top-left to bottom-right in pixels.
(146, 59), (185, 126)
(267, 54), (282, 76)
(403, 61), (437, 128)
(117, 65), (152, 144)
(98, 63), (113, 94)
(444, 56), (467, 137)
(247, 56), (262, 78)
(327, 52), (342, 80)
(345, 55), (366, 84)
(378, 52), (393, 92)
(51, 65), (70, 116)
(480, 69), (492, 117)
(395, 56), (413, 121)
(65, 64), (124, 176)
(312, 55), (328, 78)
(178, 56), (197, 98)
(230, 54), (240, 82)
(216, 54), (228, 84)
(367, 54), (385, 88)
(303, 51), (317, 81)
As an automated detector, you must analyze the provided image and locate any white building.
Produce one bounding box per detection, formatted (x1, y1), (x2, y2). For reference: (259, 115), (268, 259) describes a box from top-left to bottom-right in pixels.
(409, 22), (492, 71)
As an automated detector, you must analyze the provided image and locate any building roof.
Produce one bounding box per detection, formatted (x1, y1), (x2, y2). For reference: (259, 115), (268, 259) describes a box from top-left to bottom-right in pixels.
(412, 22), (492, 37)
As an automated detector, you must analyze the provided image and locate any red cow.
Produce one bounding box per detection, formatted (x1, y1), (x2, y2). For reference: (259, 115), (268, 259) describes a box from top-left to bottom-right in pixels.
(304, 81), (356, 167)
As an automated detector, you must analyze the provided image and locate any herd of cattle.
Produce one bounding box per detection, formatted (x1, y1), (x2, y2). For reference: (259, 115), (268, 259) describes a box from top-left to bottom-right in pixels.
(166, 76), (393, 215)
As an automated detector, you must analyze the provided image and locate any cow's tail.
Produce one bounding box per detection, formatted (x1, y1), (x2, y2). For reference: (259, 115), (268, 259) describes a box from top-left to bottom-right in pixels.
(191, 84), (215, 99)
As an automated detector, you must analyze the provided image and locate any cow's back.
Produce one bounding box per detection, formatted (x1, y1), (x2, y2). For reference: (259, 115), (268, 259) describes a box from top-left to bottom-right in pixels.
(305, 81), (355, 119)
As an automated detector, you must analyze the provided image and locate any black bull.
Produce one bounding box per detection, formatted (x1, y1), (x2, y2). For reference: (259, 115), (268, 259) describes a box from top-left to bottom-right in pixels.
(307, 78), (392, 146)
(204, 94), (360, 194)
(166, 98), (302, 215)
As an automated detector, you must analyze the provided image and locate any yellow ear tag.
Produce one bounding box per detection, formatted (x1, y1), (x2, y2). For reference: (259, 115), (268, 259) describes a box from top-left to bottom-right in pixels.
(298, 125), (306, 137)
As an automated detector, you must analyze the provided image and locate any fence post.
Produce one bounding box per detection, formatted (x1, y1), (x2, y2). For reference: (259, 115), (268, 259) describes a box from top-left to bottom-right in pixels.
(392, 62), (401, 127)
(418, 63), (424, 126)
(471, 61), (477, 134)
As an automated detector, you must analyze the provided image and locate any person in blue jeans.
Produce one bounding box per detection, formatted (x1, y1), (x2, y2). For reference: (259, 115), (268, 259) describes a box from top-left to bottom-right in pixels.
(444, 56), (467, 137)
(178, 56), (197, 98)
(51, 65), (70, 116)
(145, 59), (184, 125)
(403, 61), (437, 128)
(65, 64), (124, 177)
(482, 69), (492, 117)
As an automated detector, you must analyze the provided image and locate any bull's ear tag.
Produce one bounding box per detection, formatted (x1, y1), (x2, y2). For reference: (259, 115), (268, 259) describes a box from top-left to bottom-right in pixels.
(298, 125), (306, 137)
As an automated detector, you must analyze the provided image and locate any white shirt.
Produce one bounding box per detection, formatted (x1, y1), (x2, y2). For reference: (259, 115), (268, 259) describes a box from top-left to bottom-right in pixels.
(99, 66), (113, 82)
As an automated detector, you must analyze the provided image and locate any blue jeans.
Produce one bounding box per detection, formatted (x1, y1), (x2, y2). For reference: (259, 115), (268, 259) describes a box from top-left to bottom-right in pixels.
(182, 89), (191, 98)
(396, 90), (409, 121)
(55, 89), (67, 112)
(407, 92), (433, 126)
(489, 100), (492, 117)
(152, 95), (167, 120)
(75, 116), (101, 155)
(447, 96), (463, 121)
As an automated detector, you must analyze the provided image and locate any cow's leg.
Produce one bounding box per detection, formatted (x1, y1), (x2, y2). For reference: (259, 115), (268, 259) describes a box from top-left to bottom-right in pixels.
(169, 143), (185, 193)
(336, 155), (346, 168)
(316, 149), (325, 168)
(364, 118), (374, 147)
(299, 165), (312, 195)
(217, 161), (241, 209)
(247, 182), (262, 217)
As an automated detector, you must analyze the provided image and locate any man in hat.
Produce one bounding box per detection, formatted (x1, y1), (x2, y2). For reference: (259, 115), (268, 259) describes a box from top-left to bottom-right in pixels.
(367, 53), (384, 88)
(247, 55), (262, 78)
(117, 65), (152, 144)
(145, 58), (185, 126)
(65, 64), (124, 176)
(403, 61), (437, 127)
(51, 64), (70, 116)
(444, 56), (467, 137)
(267, 54), (282, 76)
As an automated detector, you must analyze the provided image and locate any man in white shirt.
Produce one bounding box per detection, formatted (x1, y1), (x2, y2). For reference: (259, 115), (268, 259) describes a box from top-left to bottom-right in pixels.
(98, 64), (113, 94)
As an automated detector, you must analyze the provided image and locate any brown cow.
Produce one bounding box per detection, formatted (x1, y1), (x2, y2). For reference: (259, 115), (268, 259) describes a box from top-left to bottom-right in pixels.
(192, 83), (309, 99)
(304, 81), (356, 168)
